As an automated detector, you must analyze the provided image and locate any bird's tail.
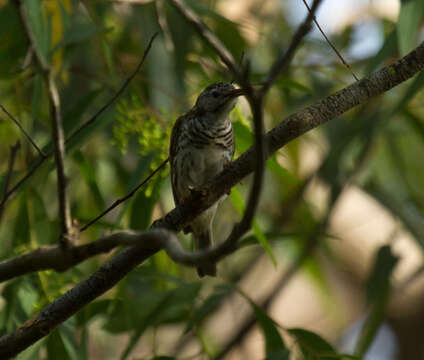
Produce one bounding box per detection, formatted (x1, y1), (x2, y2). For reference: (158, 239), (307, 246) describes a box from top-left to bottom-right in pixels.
(194, 231), (216, 277)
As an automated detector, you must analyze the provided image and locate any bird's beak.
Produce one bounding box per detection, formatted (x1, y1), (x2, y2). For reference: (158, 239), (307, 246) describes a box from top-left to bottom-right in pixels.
(227, 88), (245, 98)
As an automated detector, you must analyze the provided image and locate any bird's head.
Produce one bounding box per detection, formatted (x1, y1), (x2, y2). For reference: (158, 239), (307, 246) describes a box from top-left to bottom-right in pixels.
(195, 82), (244, 115)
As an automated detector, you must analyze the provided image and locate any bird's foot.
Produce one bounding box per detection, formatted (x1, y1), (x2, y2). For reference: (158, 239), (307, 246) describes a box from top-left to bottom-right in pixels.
(180, 186), (208, 205)
(188, 185), (208, 198)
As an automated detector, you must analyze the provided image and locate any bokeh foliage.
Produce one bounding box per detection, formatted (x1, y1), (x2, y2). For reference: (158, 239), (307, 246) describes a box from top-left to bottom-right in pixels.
(0, 0), (423, 359)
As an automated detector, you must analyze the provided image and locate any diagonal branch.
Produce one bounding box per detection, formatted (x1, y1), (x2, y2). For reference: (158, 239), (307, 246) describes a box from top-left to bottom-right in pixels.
(0, 41), (422, 358)
(0, 104), (45, 157)
(79, 156), (169, 232)
(301, 0), (359, 81)
(48, 74), (73, 243)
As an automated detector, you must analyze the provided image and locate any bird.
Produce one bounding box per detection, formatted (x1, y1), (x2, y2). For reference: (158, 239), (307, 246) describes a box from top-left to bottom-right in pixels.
(169, 82), (245, 277)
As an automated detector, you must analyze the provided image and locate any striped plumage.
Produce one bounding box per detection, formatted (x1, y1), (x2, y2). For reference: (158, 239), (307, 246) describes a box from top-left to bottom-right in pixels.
(170, 82), (244, 277)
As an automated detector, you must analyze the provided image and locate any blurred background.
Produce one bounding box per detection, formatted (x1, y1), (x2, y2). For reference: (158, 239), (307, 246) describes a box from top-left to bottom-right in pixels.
(0, 0), (423, 359)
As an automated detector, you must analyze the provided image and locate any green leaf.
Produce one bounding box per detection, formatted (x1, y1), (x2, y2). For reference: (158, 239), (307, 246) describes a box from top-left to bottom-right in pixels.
(355, 245), (399, 357)
(266, 156), (299, 185)
(16, 340), (44, 360)
(289, 328), (358, 359)
(29, 188), (53, 245)
(251, 302), (286, 356)
(73, 150), (106, 211)
(238, 290), (286, 356)
(397, 0), (424, 56)
(63, 89), (103, 136)
(264, 349), (290, 360)
(363, 182), (424, 248)
(76, 327), (88, 360)
(185, 284), (232, 332)
(31, 74), (44, 127)
(116, 153), (155, 225)
(366, 245), (399, 304)
(229, 187), (277, 265)
(392, 70), (424, 114)
(232, 114), (253, 154)
(365, 30), (397, 75)
(52, 23), (100, 53)
(76, 299), (113, 326)
(404, 108), (424, 144)
(23, 0), (49, 60)
(276, 76), (312, 93)
(129, 173), (164, 230)
(58, 320), (79, 360)
(120, 282), (202, 359)
(14, 193), (31, 246)
(0, 2), (27, 77)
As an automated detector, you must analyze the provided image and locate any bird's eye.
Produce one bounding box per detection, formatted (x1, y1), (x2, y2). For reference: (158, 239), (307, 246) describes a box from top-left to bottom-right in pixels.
(211, 91), (219, 98)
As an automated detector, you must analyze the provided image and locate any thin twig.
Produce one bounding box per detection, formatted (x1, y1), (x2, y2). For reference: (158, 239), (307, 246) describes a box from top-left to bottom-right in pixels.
(301, 0), (359, 81)
(0, 142), (20, 223)
(80, 157), (169, 232)
(47, 74), (73, 243)
(0, 104), (46, 157)
(261, 0), (324, 93)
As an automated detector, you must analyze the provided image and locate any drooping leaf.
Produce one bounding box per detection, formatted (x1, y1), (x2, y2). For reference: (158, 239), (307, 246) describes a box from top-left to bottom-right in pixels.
(238, 290), (287, 357)
(73, 150), (106, 211)
(355, 245), (399, 357)
(229, 187), (277, 265)
(289, 328), (359, 360)
(397, 0), (424, 56)
(129, 172), (164, 230)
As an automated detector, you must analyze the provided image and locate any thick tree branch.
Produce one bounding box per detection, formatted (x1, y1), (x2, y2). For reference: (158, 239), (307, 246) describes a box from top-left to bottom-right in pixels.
(0, 42), (422, 358)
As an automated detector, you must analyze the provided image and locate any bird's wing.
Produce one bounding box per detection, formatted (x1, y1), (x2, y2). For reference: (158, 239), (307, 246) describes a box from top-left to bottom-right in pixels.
(169, 113), (187, 206)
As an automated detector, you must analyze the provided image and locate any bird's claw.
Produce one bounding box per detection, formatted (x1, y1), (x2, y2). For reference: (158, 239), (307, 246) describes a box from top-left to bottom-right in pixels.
(188, 185), (208, 198)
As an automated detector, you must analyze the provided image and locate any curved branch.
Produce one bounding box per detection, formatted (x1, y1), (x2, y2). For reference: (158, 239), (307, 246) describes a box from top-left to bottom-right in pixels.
(0, 229), (173, 283)
(0, 42), (423, 358)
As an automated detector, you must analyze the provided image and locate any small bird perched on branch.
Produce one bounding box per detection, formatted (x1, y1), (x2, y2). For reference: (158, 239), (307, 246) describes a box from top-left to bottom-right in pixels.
(170, 82), (245, 277)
